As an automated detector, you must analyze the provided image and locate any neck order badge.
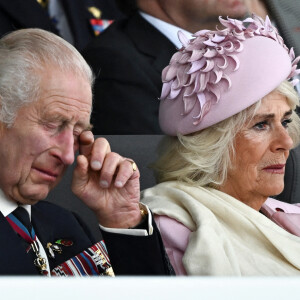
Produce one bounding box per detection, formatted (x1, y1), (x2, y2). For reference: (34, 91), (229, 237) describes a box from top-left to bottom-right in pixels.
(6, 207), (48, 275)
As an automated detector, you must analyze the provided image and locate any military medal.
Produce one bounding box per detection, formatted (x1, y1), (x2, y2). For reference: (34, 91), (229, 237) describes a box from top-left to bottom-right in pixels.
(88, 7), (101, 19)
(31, 241), (48, 275)
(55, 239), (73, 246)
(46, 239), (72, 259)
(36, 0), (48, 8)
(6, 209), (49, 276)
(47, 242), (62, 259)
(50, 241), (115, 276)
(88, 6), (113, 36)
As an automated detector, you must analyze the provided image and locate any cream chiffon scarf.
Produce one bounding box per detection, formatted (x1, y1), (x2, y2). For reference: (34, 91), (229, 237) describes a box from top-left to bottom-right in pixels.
(142, 181), (300, 275)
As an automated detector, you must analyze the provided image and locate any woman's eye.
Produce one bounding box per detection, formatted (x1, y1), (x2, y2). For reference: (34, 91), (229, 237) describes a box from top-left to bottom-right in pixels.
(282, 118), (292, 128)
(253, 121), (268, 130)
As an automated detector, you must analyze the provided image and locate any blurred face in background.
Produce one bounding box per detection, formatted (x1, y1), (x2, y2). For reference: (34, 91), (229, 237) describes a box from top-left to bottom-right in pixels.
(182, 0), (250, 19)
(156, 0), (251, 31)
(138, 0), (268, 33)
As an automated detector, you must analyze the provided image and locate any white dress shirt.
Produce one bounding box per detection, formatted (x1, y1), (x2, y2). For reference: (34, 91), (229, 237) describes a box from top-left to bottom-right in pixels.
(139, 11), (193, 49)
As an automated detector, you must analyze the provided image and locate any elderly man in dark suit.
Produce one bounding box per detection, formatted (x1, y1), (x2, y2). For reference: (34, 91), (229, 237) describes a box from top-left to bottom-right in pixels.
(0, 28), (172, 276)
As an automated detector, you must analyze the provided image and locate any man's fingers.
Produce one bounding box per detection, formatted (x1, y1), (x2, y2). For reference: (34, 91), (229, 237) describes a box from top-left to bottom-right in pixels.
(98, 152), (122, 187)
(78, 134), (138, 189)
(79, 131), (94, 157)
(90, 137), (111, 171)
(79, 133), (111, 171)
(98, 155), (139, 188)
(114, 159), (139, 188)
(72, 154), (89, 190)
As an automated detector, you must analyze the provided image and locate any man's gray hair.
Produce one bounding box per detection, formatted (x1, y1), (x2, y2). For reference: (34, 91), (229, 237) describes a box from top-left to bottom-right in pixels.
(0, 28), (94, 126)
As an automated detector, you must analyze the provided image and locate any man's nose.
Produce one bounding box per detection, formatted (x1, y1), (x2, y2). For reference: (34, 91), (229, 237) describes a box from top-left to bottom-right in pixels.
(55, 130), (75, 165)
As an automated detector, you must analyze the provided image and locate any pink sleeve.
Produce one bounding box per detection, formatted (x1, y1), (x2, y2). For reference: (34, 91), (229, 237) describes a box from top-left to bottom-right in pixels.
(154, 215), (191, 275)
(261, 198), (300, 237)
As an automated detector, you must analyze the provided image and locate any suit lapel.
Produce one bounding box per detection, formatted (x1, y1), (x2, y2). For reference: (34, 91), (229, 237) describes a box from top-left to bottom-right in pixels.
(31, 202), (94, 271)
(31, 204), (55, 251)
(31, 204), (66, 270)
(126, 13), (177, 74)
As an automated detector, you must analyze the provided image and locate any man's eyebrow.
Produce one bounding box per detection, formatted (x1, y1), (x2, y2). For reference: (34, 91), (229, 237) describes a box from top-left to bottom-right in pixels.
(41, 114), (64, 122)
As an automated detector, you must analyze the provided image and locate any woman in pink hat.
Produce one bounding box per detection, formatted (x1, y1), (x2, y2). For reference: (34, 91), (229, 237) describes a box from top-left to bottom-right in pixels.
(142, 14), (300, 275)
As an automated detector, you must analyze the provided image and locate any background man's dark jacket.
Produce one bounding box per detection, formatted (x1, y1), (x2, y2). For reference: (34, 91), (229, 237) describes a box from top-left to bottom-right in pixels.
(0, 0), (123, 51)
(82, 12), (177, 134)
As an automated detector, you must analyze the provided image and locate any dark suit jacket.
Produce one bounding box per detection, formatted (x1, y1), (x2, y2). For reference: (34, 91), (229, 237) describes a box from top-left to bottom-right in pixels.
(0, 0), (123, 51)
(82, 12), (177, 134)
(0, 201), (172, 275)
(264, 0), (300, 59)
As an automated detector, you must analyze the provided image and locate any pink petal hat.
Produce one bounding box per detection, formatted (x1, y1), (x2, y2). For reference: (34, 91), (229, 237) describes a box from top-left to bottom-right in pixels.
(159, 14), (300, 136)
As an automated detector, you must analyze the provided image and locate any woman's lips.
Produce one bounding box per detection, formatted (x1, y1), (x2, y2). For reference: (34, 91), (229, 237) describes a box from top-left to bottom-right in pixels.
(263, 164), (285, 174)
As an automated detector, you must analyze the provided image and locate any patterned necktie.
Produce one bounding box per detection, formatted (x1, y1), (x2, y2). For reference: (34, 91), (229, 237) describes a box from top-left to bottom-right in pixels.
(7, 207), (35, 243)
(6, 207), (48, 275)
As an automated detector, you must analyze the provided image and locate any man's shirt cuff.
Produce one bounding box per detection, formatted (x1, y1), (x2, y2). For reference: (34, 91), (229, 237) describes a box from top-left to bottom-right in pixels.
(99, 205), (153, 236)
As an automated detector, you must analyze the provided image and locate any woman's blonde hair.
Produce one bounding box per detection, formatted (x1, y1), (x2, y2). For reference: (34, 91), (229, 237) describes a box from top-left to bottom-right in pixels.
(152, 81), (300, 188)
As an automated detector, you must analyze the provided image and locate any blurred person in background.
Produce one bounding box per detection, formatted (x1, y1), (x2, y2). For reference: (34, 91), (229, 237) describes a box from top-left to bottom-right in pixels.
(0, 0), (123, 51)
(82, 0), (262, 134)
(83, 0), (300, 134)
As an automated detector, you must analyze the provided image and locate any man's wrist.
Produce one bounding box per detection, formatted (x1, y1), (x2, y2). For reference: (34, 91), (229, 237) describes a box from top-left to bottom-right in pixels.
(129, 203), (148, 229)
(96, 202), (147, 228)
(99, 204), (153, 236)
